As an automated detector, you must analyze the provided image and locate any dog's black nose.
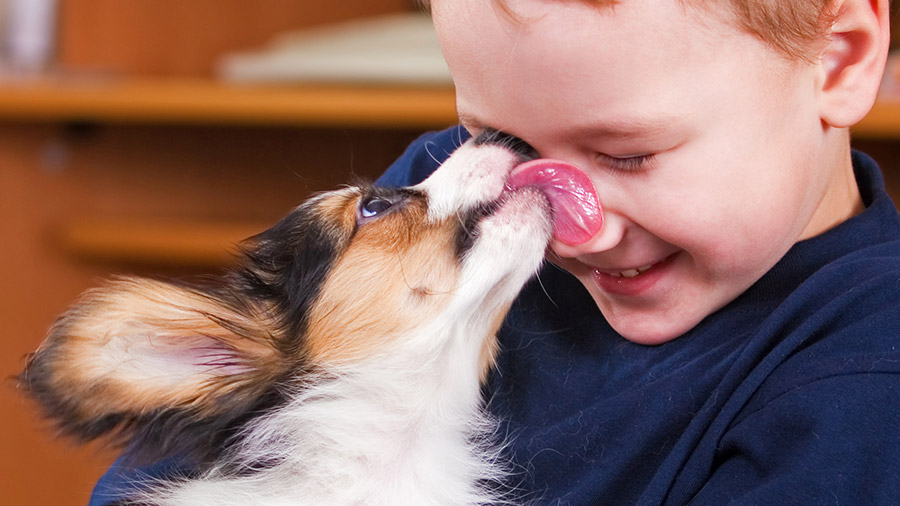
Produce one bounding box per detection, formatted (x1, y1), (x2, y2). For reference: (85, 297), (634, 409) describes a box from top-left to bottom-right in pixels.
(472, 128), (539, 160)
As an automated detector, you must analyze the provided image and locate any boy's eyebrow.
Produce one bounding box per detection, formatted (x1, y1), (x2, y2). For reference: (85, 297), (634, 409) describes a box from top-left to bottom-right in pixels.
(567, 116), (685, 139)
(458, 111), (685, 141)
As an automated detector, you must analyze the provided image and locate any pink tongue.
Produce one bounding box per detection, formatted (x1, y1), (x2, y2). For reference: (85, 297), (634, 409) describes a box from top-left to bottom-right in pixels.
(506, 159), (603, 244)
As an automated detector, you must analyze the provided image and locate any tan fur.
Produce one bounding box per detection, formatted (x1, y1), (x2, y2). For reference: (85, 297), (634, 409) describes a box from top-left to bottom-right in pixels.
(315, 187), (364, 234)
(305, 196), (462, 364)
(477, 307), (509, 383)
(40, 278), (284, 421)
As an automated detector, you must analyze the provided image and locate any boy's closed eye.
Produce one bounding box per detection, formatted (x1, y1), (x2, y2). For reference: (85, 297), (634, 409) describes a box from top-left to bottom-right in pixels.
(594, 152), (658, 173)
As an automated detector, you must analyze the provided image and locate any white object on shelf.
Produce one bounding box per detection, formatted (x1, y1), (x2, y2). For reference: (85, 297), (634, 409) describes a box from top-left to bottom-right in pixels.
(3, 0), (57, 74)
(217, 13), (453, 86)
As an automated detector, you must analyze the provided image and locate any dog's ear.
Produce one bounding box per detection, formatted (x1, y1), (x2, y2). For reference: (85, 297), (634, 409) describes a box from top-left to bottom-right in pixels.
(18, 276), (294, 460)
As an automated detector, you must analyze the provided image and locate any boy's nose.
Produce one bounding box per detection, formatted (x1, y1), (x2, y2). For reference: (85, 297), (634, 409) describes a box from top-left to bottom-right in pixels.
(550, 208), (627, 259)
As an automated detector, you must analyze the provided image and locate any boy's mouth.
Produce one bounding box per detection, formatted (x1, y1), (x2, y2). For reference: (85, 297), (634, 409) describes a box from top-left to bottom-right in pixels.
(591, 253), (678, 296)
(603, 263), (656, 279)
(594, 251), (679, 279)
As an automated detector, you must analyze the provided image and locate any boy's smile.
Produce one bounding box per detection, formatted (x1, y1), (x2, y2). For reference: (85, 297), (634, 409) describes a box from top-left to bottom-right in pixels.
(432, 0), (863, 344)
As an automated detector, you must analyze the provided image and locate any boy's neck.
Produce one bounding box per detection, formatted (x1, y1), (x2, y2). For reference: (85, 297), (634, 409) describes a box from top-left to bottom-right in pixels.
(800, 130), (864, 240)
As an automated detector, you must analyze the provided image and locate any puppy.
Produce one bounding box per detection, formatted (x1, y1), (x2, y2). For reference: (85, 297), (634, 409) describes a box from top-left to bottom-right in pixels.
(19, 133), (553, 506)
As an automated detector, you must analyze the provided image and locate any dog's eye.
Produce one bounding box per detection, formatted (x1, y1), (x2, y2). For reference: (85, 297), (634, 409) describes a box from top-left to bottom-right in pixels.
(359, 196), (394, 219)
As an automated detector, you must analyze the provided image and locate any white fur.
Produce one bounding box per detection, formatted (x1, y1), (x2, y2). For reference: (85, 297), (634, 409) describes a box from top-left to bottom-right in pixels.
(416, 143), (523, 222)
(136, 142), (551, 506)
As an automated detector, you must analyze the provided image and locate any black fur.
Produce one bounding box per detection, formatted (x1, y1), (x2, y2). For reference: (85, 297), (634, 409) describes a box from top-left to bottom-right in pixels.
(455, 201), (501, 259)
(472, 128), (539, 160)
(124, 376), (297, 469)
(236, 196), (350, 356)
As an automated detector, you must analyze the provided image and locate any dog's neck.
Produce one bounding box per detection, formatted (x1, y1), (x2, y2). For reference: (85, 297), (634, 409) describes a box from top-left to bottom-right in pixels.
(154, 322), (504, 506)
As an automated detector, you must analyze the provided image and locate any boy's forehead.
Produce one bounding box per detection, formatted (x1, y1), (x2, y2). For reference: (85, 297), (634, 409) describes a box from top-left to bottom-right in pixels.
(432, 0), (830, 63)
(433, 0), (800, 146)
(431, 0), (729, 43)
(430, 0), (718, 20)
(431, 0), (735, 94)
(432, 0), (743, 53)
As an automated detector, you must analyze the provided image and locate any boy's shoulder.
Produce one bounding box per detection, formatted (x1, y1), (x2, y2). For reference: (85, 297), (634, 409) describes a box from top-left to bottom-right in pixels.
(791, 150), (900, 335)
(737, 232), (900, 426)
(794, 237), (900, 355)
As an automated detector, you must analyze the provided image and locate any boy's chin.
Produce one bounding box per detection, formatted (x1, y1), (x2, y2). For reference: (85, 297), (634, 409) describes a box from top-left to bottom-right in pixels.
(601, 306), (709, 346)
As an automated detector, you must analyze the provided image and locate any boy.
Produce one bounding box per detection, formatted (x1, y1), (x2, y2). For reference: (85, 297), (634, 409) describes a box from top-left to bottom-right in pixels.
(91, 0), (898, 504)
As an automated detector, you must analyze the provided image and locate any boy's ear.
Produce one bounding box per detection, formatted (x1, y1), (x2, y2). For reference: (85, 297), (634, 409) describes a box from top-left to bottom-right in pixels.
(817, 0), (891, 128)
(18, 277), (292, 446)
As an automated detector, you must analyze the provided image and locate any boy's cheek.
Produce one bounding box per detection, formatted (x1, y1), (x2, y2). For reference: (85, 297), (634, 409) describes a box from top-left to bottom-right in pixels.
(552, 233), (775, 343)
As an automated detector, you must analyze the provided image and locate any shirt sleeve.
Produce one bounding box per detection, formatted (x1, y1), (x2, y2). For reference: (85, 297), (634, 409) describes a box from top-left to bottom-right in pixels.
(690, 372), (900, 505)
(88, 455), (190, 506)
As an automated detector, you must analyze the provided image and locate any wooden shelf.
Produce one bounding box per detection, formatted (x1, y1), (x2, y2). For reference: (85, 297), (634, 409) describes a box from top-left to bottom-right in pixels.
(0, 77), (458, 129)
(0, 77), (897, 137)
(59, 218), (268, 267)
(853, 98), (900, 139)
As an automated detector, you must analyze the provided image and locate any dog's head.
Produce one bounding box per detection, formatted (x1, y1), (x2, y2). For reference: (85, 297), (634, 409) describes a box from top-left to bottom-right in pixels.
(19, 133), (554, 463)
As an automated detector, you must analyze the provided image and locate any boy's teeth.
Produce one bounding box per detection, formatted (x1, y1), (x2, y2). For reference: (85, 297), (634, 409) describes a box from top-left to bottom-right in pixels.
(610, 264), (654, 278)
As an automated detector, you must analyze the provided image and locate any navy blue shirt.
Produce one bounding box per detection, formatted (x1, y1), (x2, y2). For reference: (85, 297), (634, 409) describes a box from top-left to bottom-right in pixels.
(91, 127), (900, 505)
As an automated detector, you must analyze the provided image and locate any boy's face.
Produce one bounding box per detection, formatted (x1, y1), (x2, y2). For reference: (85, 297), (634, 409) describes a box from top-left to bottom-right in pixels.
(432, 0), (843, 344)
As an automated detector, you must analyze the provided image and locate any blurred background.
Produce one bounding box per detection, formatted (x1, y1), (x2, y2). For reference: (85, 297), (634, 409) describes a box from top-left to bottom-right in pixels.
(0, 2), (898, 505)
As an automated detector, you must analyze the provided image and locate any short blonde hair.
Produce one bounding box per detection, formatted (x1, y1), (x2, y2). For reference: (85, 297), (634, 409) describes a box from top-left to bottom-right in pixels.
(421, 0), (838, 63)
